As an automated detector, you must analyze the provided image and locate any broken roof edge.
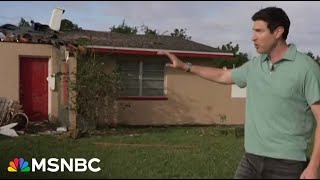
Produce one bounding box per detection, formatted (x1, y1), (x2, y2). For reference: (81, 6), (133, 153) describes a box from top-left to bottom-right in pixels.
(87, 45), (234, 59)
(0, 40), (52, 46)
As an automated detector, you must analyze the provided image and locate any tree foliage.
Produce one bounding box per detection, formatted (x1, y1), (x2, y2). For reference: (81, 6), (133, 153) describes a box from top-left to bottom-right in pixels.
(110, 19), (138, 35)
(213, 42), (249, 68)
(141, 25), (158, 35)
(60, 19), (82, 31)
(18, 18), (30, 27)
(109, 19), (192, 40)
(170, 28), (192, 40)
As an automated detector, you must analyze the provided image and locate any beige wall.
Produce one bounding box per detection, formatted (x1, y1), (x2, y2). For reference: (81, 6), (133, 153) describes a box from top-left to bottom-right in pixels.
(0, 42), (60, 123)
(0, 43), (244, 127)
(99, 53), (246, 126)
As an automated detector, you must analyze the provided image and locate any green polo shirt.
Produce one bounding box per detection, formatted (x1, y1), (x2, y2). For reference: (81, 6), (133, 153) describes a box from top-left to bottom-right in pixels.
(231, 44), (320, 161)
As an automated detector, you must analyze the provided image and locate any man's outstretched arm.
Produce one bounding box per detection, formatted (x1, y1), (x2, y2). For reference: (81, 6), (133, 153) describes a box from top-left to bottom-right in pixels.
(158, 50), (235, 85)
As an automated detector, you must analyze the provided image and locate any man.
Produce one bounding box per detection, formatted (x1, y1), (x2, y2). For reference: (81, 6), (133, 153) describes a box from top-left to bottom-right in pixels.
(158, 7), (320, 179)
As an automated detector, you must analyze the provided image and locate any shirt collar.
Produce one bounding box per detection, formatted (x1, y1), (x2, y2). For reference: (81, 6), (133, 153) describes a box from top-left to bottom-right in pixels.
(261, 44), (297, 62)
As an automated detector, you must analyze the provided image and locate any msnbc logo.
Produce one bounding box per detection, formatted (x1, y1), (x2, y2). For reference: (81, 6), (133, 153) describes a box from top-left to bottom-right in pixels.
(7, 158), (100, 172)
(8, 158), (30, 172)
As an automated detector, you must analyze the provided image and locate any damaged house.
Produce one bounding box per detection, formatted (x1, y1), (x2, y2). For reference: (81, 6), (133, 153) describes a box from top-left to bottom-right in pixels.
(0, 9), (246, 130)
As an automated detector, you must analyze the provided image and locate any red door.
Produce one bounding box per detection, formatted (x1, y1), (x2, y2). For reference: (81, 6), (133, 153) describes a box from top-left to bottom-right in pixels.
(20, 57), (48, 121)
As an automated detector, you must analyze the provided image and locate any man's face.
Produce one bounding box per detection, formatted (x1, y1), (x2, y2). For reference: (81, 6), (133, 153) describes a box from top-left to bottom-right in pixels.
(252, 20), (280, 54)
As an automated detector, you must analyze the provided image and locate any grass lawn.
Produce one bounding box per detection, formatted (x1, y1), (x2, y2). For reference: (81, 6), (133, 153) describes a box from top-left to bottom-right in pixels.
(0, 125), (313, 179)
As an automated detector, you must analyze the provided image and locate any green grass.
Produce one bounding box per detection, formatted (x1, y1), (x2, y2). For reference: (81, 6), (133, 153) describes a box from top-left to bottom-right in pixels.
(0, 126), (244, 179)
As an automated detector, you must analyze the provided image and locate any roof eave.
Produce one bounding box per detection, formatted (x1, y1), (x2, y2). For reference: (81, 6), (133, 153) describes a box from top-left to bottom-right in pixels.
(86, 45), (234, 59)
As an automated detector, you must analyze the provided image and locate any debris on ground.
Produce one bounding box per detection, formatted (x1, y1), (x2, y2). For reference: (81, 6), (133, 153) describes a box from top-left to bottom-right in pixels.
(0, 123), (19, 137)
(0, 97), (29, 137)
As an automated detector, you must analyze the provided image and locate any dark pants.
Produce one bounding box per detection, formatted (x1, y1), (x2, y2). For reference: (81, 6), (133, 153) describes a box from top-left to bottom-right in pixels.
(234, 152), (309, 179)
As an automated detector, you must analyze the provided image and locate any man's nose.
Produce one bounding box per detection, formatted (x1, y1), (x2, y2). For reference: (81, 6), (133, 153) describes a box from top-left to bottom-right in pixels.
(251, 34), (256, 42)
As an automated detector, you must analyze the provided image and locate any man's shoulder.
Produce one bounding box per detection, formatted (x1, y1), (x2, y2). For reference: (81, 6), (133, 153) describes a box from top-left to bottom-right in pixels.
(296, 50), (314, 62)
(295, 50), (320, 71)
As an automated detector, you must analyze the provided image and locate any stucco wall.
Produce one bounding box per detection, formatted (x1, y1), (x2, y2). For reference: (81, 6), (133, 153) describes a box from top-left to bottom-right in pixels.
(0, 42), (60, 123)
(98, 53), (246, 126)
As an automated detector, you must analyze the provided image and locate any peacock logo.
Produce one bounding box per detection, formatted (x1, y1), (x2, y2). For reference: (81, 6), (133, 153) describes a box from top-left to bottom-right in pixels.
(8, 158), (30, 172)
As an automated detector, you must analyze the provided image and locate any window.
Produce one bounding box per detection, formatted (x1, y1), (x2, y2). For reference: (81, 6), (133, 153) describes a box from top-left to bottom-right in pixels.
(118, 59), (165, 97)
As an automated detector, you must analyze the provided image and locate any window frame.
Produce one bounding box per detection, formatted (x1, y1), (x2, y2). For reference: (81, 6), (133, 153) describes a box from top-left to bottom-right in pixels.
(118, 60), (168, 100)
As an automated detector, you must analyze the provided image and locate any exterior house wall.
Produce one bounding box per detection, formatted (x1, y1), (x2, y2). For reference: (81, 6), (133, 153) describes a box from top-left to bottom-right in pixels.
(0, 42), (61, 123)
(0, 42), (246, 127)
(99, 53), (246, 126)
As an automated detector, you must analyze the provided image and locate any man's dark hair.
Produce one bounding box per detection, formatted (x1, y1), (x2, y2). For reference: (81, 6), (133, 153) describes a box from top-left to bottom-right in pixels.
(252, 7), (290, 40)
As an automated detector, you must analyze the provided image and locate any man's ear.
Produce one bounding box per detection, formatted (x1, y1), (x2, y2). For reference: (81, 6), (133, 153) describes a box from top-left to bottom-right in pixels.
(275, 26), (284, 39)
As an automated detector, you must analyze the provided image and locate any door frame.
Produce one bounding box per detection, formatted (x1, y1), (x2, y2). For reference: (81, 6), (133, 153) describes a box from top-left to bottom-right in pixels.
(19, 55), (51, 121)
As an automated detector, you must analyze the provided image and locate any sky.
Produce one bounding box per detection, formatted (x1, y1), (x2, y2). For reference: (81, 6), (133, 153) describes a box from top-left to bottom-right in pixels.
(1, 1), (320, 58)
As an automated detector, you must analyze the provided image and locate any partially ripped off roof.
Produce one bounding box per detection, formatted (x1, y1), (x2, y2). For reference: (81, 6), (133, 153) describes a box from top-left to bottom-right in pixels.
(0, 23), (67, 48)
(0, 22), (231, 54)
